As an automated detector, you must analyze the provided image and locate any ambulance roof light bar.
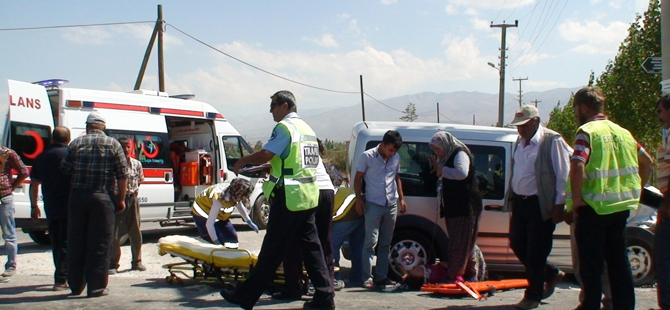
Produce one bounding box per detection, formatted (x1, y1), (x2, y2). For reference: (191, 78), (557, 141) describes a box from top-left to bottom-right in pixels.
(33, 79), (69, 89)
(169, 94), (195, 100)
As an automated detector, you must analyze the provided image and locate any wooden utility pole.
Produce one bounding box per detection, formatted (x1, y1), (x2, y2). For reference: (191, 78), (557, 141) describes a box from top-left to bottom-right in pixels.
(530, 99), (541, 107)
(360, 75), (366, 121)
(513, 77), (528, 107)
(437, 102), (440, 123)
(134, 5), (165, 91)
(491, 20), (518, 127)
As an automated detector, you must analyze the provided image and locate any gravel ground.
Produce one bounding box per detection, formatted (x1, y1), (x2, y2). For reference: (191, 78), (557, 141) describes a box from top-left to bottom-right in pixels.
(0, 222), (661, 310)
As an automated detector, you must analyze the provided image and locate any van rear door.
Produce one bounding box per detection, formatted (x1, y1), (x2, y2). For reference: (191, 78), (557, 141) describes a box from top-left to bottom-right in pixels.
(5, 80), (55, 222)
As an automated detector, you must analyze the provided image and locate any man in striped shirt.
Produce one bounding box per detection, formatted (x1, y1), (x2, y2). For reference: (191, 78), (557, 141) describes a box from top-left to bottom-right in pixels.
(568, 87), (652, 310)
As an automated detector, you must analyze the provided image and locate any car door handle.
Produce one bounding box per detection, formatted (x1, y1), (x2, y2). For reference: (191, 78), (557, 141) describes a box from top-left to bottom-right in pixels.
(484, 205), (503, 211)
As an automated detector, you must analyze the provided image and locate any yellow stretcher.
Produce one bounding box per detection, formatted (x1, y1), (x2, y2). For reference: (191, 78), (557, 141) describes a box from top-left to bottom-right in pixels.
(158, 235), (336, 287)
(158, 235), (260, 285)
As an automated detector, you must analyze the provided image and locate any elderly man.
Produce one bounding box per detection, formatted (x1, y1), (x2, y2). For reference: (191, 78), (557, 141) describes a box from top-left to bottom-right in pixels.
(61, 112), (129, 297)
(506, 105), (572, 309)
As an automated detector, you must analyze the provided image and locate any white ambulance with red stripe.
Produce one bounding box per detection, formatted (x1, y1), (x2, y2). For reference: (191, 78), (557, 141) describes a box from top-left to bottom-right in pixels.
(4, 79), (269, 244)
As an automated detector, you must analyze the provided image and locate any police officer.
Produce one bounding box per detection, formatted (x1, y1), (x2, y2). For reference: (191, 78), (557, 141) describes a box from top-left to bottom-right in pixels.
(221, 91), (335, 310)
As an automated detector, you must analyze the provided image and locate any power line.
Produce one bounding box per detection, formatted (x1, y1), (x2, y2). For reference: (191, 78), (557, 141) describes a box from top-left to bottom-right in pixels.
(0, 21), (154, 31)
(492, 0), (508, 23)
(166, 23), (360, 94)
(512, 0), (568, 70)
(504, 0), (524, 21)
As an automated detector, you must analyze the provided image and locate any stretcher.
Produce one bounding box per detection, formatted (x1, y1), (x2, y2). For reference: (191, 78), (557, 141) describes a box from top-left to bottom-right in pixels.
(158, 235), (260, 285)
(421, 279), (529, 300)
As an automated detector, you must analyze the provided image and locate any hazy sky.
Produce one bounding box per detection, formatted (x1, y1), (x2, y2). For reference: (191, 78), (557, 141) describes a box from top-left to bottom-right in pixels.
(0, 0), (651, 120)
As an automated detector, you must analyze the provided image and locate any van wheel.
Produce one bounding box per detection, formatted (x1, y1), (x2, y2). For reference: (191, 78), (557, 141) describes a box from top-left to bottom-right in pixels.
(29, 231), (51, 245)
(253, 195), (270, 230)
(388, 230), (436, 282)
(626, 228), (655, 286)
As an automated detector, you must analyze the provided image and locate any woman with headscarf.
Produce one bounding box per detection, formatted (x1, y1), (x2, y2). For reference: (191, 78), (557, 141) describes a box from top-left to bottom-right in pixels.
(429, 131), (483, 283)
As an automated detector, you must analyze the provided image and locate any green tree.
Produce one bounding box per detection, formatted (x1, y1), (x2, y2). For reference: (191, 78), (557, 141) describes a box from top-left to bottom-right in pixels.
(400, 102), (418, 122)
(253, 140), (263, 151)
(547, 0), (662, 154)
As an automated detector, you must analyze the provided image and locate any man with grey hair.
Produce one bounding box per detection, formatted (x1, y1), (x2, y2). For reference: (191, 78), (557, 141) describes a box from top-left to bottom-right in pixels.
(61, 111), (129, 297)
(506, 105), (572, 309)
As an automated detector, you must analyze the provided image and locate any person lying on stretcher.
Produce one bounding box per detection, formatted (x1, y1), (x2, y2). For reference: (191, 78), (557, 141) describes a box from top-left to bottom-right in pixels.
(400, 245), (488, 290)
(191, 178), (259, 248)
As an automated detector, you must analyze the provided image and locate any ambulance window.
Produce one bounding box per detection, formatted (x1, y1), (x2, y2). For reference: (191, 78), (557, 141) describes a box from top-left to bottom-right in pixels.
(9, 122), (51, 166)
(108, 131), (170, 168)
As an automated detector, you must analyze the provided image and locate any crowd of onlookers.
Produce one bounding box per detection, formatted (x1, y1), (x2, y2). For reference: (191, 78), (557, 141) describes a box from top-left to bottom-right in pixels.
(0, 88), (668, 310)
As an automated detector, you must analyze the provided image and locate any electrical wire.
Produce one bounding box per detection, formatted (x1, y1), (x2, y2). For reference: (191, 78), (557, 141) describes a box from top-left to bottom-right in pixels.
(0, 21), (154, 31)
(166, 23), (360, 94)
(512, 0), (568, 70)
(504, 0), (523, 21)
(492, 0), (508, 23)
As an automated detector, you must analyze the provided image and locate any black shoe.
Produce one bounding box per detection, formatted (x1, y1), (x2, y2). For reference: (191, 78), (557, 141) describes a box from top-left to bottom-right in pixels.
(219, 288), (252, 310)
(272, 291), (302, 300)
(87, 288), (109, 298)
(373, 278), (396, 291)
(303, 299), (336, 310)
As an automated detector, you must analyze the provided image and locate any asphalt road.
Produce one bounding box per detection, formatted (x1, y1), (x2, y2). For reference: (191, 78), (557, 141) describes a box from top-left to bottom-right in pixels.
(0, 222), (660, 310)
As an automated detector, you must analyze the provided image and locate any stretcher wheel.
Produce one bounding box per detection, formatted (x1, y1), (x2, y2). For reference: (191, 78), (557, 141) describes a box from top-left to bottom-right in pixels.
(166, 276), (174, 284)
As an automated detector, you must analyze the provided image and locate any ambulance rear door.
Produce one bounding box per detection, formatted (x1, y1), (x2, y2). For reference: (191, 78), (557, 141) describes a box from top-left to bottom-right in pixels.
(5, 80), (55, 223)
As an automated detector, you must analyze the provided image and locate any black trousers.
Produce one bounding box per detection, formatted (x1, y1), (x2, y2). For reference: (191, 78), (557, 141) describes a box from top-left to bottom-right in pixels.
(233, 187), (334, 308)
(282, 189), (335, 296)
(575, 206), (634, 310)
(509, 195), (560, 301)
(48, 217), (68, 285)
(67, 189), (115, 295)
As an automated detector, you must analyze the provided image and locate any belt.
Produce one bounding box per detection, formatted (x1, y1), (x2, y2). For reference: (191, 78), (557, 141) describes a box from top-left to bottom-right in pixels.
(126, 192), (137, 197)
(515, 194), (538, 200)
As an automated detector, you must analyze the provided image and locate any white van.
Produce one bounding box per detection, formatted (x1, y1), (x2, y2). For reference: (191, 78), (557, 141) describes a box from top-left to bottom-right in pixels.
(347, 121), (657, 286)
(4, 79), (270, 244)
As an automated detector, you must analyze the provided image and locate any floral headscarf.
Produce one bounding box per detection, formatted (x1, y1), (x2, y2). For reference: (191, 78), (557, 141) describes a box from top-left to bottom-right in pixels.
(429, 131), (468, 166)
(217, 178), (253, 206)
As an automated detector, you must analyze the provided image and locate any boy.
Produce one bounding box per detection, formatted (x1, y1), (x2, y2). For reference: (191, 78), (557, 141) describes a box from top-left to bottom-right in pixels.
(354, 130), (407, 290)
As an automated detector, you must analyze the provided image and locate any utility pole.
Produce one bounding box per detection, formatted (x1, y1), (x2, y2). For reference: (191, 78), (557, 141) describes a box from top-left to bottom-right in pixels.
(530, 99), (541, 107)
(134, 5), (164, 90)
(436, 102), (440, 123)
(513, 77), (528, 107)
(360, 75), (366, 121)
(491, 20), (518, 127)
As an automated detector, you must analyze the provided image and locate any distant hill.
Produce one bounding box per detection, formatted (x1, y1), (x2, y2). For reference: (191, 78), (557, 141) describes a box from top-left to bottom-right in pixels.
(229, 87), (579, 143)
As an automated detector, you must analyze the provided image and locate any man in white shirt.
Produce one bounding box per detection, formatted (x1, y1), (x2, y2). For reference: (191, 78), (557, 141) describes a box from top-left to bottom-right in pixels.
(506, 105), (573, 309)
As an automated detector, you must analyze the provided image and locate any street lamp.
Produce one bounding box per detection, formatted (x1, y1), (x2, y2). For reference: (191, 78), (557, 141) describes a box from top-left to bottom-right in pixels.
(487, 62), (505, 127)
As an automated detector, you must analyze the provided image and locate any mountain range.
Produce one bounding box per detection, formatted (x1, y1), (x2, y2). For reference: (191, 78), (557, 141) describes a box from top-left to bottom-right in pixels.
(228, 87), (580, 143)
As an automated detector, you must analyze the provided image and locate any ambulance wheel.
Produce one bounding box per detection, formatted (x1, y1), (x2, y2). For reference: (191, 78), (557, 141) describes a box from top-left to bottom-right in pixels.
(253, 195), (270, 230)
(29, 231), (51, 245)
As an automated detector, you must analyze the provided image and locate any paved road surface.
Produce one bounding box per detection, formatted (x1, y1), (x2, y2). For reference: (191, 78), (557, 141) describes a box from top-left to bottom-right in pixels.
(0, 222), (660, 310)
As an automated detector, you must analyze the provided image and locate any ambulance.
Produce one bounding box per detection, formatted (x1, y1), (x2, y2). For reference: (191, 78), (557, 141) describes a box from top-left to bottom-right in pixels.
(4, 79), (270, 245)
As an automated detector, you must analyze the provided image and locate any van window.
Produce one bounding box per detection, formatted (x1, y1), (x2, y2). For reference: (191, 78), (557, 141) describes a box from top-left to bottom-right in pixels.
(364, 141), (506, 199)
(108, 131), (170, 168)
(9, 121), (51, 166)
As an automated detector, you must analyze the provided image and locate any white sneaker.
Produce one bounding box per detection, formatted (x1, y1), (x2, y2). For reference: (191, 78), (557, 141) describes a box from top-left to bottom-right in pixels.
(2, 267), (16, 277)
(0, 276), (10, 283)
(334, 280), (345, 291)
(223, 242), (239, 249)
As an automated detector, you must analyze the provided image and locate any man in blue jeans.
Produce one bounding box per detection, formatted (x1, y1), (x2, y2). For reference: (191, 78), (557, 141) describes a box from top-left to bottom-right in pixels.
(0, 146), (29, 283)
(354, 130), (406, 290)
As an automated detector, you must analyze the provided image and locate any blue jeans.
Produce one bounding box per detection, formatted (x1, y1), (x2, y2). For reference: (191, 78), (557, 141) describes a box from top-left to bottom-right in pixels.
(331, 218), (365, 283)
(655, 218), (670, 309)
(192, 214), (238, 244)
(0, 195), (17, 269)
(362, 201), (397, 281)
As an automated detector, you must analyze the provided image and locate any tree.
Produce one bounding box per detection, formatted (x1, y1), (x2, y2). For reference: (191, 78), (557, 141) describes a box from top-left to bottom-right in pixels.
(400, 102), (418, 122)
(253, 140), (263, 151)
(547, 0), (661, 155)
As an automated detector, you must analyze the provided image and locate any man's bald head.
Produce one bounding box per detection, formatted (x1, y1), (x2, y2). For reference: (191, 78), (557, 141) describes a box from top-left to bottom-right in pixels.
(52, 126), (71, 144)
